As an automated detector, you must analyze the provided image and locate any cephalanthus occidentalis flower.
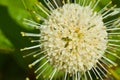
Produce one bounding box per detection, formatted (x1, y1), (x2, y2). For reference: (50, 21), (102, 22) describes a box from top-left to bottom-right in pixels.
(21, 0), (120, 80)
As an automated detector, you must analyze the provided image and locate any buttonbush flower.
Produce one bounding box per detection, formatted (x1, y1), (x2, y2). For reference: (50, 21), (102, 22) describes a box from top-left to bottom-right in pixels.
(21, 0), (120, 80)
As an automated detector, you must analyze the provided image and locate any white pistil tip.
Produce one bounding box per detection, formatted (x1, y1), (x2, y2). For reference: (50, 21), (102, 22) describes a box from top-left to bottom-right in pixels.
(36, 76), (39, 79)
(26, 77), (30, 80)
(21, 32), (25, 36)
(34, 70), (38, 73)
(31, 40), (34, 43)
(33, 55), (37, 58)
(20, 48), (26, 51)
(28, 64), (33, 68)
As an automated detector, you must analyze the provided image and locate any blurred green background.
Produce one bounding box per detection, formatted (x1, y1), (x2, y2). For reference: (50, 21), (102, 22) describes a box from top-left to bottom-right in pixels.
(0, 0), (120, 80)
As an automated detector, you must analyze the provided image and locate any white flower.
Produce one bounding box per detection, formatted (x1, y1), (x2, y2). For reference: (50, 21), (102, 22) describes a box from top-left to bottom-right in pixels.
(21, 0), (120, 80)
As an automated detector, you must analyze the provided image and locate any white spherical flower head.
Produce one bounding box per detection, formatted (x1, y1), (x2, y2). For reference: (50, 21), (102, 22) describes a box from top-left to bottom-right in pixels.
(21, 0), (120, 80)
(41, 4), (108, 73)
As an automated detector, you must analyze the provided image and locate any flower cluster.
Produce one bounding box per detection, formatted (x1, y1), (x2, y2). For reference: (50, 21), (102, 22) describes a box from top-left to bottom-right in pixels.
(41, 4), (107, 73)
(21, 0), (120, 80)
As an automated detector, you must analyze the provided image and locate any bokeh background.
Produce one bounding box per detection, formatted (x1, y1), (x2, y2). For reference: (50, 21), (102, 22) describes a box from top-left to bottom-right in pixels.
(0, 0), (120, 80)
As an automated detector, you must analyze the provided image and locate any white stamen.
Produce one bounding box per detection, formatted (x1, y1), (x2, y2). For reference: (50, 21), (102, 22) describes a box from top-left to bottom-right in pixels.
(23, 50), (40, 58)
(107, 28), (120, 31)
(21, 32), (41, 37)
(108, 33), (120, 35)
(64, 71), (67, 80)
(92, 68), (99, 79)
(44, 0), (53, 11)
(53, 0), (59, 8)
(28, 55), (47, 68)
(33, 49), (49, 57)
(36, 3), (50, 16)
(97, 61), (111, 74)
(84, 72), (87, 80)
(24, 18), (41, 25)
(102, 56), (117, 66)
(105, 18), (118, 26)
(78, 72), (81, 80)
(92, 0), (100, 11)
(21, 45), (41, 51)
(93, 67), (104, 80)
(105, 50), (120, 59)
(99, 59), (111, 68)
(82, 0), (86, 6)
(49, 69), (57, 80)
(96, 65), (108, 78)
(109, 43), (120, 47)
(35, 60), (49, 73)
(102, 5), (117, 19)
(32, 11), (47, 21)
(47, 0), (55, 9)
(87, 71), (93, 80)
(36, 66), (48, 79)
(108, 46), (120, 52)
(98, 1), (112, 14)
